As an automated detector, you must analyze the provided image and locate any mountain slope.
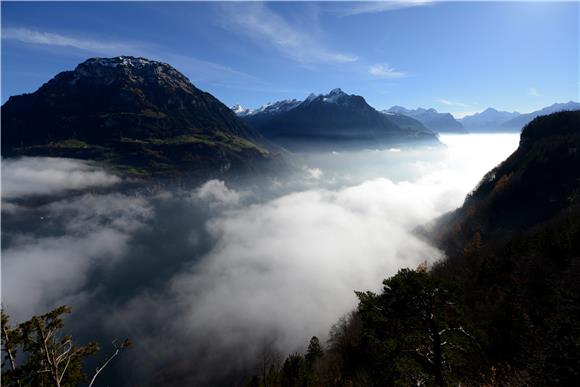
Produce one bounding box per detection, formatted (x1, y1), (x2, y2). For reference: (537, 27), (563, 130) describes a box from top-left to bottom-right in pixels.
(385, 106), (467, 133)
(459, 101), (580, 132)
(381, 111), (431, 133)
(1, 56), (276, 177)
(430, 110), (580, 254)
(241, 89), (438, 150)
(460, 107), (520, 132)
(501, 101), (580, 130)
(426, 110), (580, 384)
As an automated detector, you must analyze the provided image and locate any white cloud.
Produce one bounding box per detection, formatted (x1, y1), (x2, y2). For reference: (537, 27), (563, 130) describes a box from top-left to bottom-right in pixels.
(220, 3), (358, 65)
(2, 191), (152, 322)
(528, 87), (541, 97)
(1, 157), (120, 199)
(2, 27), (138, 55)
(193, 179), (241, 207)
(2, 27), (256, 85)
(306, 167), (324, 180)
(164, 53), (258, 84)
(368, 63), (406, 79)
(1, 134), (523, 384)
(3, 230), (129, 322)
(335, 1), (432, 17)
(134, 179), (445, 378)
(110, 134), (521, 385)
(47, 193), (153, 234)
(437, 98), (470, 108)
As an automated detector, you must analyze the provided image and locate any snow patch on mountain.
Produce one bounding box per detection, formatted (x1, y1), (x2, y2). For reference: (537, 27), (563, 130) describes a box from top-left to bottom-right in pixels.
(231, 88), (356, 117)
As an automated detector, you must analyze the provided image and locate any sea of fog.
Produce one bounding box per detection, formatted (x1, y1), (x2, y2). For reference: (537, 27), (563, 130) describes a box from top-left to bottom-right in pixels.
(1, 133), (520, 385)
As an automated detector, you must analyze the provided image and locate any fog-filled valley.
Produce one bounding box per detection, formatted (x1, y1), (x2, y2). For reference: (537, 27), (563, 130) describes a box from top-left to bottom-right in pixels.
(1, 133), (519, 385)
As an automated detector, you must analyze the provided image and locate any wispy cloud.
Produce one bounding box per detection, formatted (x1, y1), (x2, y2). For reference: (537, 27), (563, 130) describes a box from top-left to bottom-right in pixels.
(368, 63), (406, 79)
(2, 27), (259, 89)
(164, 53), (257, 84)
(528, 87), (541, 97)
(2, 27), (139, 55)
(219, 3), (358, 65)
(437, 98), (470, 108)
(335, 1), (432, 17)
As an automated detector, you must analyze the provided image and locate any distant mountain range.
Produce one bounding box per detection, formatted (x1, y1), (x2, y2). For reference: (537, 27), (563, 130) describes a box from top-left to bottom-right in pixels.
(460, 101), (580, 132)
(4, 56), (576, 177)
(235, 98), (580, 137)
(1, 56), (278, 178)
(232, 89), (439, 150)
(460, 107), (520, 131)
(500, 101), (580, 129)
(384, 106), (467, 133)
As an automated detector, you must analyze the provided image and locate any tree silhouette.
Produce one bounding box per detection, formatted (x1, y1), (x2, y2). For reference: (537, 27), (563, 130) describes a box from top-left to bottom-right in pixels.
(1, 306), (130, 387)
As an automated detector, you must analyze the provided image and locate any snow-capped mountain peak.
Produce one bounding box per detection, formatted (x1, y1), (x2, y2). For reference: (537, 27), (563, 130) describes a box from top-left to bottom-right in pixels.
(232, 88), (358, 117)
(231, 99), (302, 117)
(322, 88), (348, 104)
(254, 99), (301, 115)
(231, 104), (252, 117)
(304, 93), (320, 104)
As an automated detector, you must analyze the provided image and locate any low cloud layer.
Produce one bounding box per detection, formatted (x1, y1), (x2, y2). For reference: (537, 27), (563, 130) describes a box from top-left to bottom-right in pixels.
(2, 192), (152, 322)
(1, 157), (120, 199)
(1, 134), (520, 385)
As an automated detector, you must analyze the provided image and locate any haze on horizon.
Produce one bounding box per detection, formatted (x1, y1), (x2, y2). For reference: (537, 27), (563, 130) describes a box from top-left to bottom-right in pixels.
(2, 1), (579, 116)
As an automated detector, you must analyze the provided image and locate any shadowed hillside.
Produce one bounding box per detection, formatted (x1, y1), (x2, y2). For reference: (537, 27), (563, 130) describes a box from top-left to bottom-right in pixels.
(1, 56), (280, 178)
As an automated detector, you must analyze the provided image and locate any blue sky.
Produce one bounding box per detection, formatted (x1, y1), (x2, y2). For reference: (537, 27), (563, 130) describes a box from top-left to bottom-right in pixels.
(2, 1), (579, 117)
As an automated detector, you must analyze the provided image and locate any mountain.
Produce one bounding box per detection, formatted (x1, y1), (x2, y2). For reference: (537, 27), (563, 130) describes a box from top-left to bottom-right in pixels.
(231, 99), (303, 119)
(460, 101), (580, 132)
(501, 101), (580, 130)
(385, 106), (467, 133)
(425, 110), (580, 384)
(230, 104), (252, 117)
(238, 89), (438, 150)
(460, 107), (520, 132)
(1, 56), (277, 178)
(381, 111), (432, 133)
(252, 99), (303, 116)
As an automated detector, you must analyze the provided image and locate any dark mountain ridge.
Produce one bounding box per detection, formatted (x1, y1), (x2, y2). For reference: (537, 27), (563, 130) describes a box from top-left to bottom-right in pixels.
(424, 110), (580, 384)
(2, 56), (276, 178)
(240, 89), (439, 150)
(430, 109), (580, 254)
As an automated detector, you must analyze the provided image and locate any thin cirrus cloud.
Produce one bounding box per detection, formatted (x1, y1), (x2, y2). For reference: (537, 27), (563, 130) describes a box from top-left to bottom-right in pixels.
(2, 27), (140, 55)
(335, 0), (432, 17)
(2, 27), (257, 87)
(219, 2), (358, 65)
(368, 63), (406, 79)
(437, 98), (470, 108)
(528, 87), (541, 97)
